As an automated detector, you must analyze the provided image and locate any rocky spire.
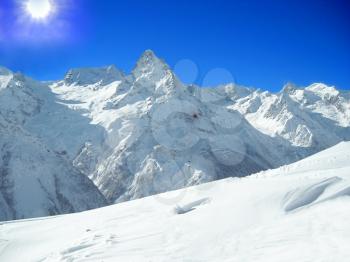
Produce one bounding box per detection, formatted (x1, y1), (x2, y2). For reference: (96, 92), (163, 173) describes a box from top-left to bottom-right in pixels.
(132, 50), (170, 80)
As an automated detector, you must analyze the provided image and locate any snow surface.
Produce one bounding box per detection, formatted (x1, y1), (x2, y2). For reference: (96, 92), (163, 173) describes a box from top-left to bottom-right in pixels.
(1, 142), (350, 261)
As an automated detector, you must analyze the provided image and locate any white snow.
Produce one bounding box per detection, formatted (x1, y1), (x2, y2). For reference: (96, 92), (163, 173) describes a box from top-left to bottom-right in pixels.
(1, 142), (350, 262)
(231, 82), (350, 147)
(0, 69), (107, 221)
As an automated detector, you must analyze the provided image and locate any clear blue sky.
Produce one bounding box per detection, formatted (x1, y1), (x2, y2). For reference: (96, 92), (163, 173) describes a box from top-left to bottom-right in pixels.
(0, 0), (349, 91)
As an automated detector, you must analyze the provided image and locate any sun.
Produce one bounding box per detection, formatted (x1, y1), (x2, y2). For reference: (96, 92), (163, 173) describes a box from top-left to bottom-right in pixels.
(26, 0), (53, 19)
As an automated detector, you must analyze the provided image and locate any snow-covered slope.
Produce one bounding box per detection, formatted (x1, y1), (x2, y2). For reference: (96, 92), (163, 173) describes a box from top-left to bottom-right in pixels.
(230, 82), (350, 148)
(1, 142), (350, 262)
(0, 50), (349, 220)
(0, 70), (107, 220)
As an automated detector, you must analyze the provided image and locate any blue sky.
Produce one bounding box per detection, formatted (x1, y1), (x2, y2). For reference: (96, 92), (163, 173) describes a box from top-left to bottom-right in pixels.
(0, 0), (349, 91)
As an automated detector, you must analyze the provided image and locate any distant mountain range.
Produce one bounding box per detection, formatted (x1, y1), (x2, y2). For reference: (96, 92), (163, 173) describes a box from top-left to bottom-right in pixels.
(0, 50), (349, 221)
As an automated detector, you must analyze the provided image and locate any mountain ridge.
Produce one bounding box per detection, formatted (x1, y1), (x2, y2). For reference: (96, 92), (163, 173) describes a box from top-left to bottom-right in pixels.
(0, 50), (349, 220)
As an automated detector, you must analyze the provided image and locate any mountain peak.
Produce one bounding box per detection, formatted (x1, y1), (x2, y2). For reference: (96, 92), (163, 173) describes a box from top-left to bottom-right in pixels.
(305, 83), (339, 98)
(132, 50), (170, 78)
(136, 50), (162, 68)
(140, 49), (158, 60)
(64, 65), (124, 86)
(281, 82), (297, 93)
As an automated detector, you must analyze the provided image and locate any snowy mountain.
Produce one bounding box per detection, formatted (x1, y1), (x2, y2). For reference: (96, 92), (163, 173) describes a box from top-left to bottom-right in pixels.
(230, 82), (350, 148)
(0, 68), (106, 220)
(0, 50), (349, 220)
(1, 142), (350, 261)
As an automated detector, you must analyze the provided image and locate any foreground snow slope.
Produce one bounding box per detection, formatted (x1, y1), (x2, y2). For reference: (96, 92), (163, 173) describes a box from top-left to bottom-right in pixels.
(1, 142), (350, 262)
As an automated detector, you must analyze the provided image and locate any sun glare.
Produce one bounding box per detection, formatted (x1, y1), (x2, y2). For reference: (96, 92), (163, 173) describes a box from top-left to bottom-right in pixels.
(26, 0), (53, 19)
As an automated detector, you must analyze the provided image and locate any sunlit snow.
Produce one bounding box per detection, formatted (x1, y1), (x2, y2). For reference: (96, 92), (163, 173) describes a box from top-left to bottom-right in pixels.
(1, 142), (350, 261)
